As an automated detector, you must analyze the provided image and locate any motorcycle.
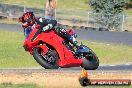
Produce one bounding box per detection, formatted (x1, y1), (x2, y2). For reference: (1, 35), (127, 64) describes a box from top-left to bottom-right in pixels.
(23, 23), (99, 70)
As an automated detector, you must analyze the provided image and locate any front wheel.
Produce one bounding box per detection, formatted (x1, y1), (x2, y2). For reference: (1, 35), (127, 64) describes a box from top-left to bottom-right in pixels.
(33, 47), (59, 69)
(81, 50), (99, 70)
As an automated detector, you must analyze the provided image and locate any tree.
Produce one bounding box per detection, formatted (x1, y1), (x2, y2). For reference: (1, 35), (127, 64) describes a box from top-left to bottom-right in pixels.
(45, 0), (57, 19)
(89, 0), (128, 31)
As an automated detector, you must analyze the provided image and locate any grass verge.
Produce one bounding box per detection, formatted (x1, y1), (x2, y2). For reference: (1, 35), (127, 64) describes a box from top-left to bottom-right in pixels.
(82, 41), (132, 65)
(0, 19), (19, 24)
(0, 72), (132, 88)
(0, 83), (41, 88)
(0, 30), (40, 68)
(0, 30), (132, 68)
(0, 83), (131, 88)
(1, 0), (132, 15)
(0, 0), (88, 10)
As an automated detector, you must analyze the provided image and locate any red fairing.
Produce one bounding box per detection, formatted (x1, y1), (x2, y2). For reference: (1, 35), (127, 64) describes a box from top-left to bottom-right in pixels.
(23, 24), (83, 68)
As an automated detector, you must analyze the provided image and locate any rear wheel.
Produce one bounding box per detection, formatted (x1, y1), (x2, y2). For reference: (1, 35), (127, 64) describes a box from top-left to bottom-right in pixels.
(33, 47), (59, 69)
(81, 50), (99, 70)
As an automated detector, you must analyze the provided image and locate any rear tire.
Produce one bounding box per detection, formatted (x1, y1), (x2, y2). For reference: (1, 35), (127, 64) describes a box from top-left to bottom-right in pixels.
(33, 47), (59, 69)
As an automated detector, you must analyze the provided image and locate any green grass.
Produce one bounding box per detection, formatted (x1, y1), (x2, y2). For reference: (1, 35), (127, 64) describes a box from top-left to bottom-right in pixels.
(126, 9), (132, 16)
(86, 86), (132, 88)
(0, 30), (132, 68)
(1, 0), (132, 15)
(0, 19), (19, 24)
(0, 83), (41, 88)
(82, 41), (132, 65)
(0, 83), (131, 88)
(0, 30), (40, 68)
(0, 0), (89, 10)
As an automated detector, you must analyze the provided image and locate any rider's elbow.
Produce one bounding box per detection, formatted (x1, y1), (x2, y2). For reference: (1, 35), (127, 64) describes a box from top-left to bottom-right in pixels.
(51, 20), (57, 27)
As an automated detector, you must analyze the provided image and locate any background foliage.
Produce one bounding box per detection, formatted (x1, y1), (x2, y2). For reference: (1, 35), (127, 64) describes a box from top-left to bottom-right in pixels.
(89, 0), (128, 30)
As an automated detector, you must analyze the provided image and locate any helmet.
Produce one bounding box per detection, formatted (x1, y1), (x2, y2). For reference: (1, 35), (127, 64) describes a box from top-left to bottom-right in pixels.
(19, 11), (35, 26)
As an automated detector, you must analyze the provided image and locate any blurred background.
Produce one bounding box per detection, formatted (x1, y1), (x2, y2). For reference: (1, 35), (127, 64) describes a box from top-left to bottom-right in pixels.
(0, 0), (132, 31)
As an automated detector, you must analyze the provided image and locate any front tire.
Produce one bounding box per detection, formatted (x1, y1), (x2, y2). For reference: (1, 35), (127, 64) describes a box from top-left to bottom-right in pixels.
(33, 47), (59, 69)
(81, 50), (99, 70)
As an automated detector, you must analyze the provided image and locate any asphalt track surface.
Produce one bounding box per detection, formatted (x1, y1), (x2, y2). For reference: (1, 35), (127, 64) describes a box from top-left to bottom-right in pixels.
(0, 23), (132, 46)
(0, 23), (132, 71)
(0, 64), (132, 73)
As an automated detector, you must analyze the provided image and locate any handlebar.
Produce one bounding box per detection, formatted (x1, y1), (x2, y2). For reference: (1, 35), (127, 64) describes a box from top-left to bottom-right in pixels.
(31, 25), (43, 42)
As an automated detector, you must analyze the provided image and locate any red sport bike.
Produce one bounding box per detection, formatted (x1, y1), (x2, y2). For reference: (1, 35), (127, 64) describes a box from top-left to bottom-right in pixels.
(23, 24), (99, 70)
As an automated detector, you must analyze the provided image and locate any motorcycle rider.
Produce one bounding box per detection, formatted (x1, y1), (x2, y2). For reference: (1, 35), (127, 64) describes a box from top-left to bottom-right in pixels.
(19, 11), (78, 46)
(19, 11), (35, 39)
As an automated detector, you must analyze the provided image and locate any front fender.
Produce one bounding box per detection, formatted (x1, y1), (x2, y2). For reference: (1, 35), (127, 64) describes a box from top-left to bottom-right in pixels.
(75, 45), (91, 54)
(36, 44), (49, 54)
